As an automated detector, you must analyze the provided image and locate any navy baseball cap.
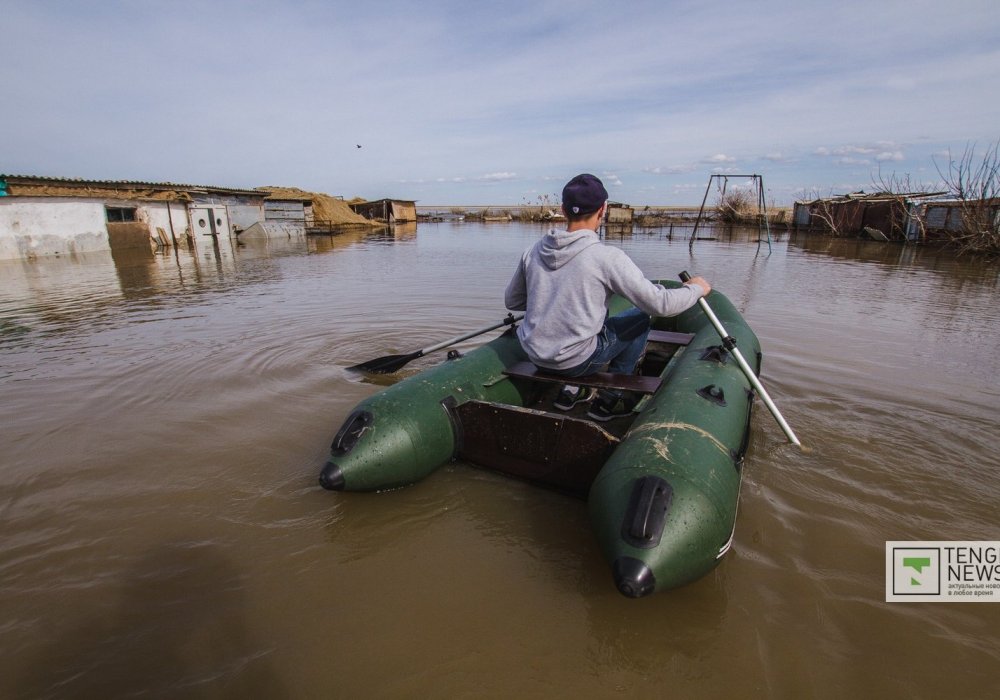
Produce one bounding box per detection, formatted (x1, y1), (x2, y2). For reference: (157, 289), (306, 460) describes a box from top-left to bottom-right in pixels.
(562, 173), (608, 216)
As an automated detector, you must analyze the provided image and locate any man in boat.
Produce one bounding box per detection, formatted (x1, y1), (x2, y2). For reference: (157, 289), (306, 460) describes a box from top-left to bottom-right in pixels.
(504, 173), (711, 421)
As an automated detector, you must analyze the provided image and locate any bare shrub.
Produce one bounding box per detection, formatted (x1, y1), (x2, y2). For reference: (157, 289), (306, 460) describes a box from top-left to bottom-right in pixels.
(715, 188), (755, 223)
(808, 196), (843, 236)
(934, 141), (1000, 254)
(870, 169), (936, 197)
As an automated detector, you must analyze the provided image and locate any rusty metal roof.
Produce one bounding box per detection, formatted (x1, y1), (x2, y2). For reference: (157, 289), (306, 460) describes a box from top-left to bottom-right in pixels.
(796, 190), (948, 205)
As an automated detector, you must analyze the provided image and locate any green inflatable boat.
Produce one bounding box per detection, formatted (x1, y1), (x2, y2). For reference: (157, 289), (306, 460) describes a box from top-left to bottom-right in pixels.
(320, 281), (760, 597)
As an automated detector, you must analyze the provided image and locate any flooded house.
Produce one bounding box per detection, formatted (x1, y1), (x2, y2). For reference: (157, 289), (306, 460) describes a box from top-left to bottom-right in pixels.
(919, 198), (1000, 239)
(606, 202), (634, 224)
(791, 191), (947, 241)
(0, 175), (309, 261)
(349, 198), (417, 223)
(263, 198), (312, 227)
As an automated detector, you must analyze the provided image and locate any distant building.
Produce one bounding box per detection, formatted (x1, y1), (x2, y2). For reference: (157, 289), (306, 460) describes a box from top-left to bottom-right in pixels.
(919, 198), (1000, 238)
(263, 198), (312, 227)
(0, 175), (309, 260)
(606, 202), (633, 224)
(792, 191), (1000, 242)
(349, 198), (417, 223)
(791, 192), (945, 242)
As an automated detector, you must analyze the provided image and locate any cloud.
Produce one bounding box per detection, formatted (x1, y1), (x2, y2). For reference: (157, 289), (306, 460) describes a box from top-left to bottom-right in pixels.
(816, 142), (905, 159)
(875, 150), (905, 162)
(672, 183), (705, 194)
(644, 164), (698, 175)
(476, 172), (518, 182)
(703, 154), (737, 164)
(2, 1), (998, 205)
(812, 142), (908, 168)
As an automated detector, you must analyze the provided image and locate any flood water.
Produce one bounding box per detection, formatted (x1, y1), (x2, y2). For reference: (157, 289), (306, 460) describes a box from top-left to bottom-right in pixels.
(2, 222), (999, 698)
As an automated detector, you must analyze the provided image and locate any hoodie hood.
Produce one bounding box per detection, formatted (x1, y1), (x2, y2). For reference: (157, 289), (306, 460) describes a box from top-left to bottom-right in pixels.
(537, 228), (601, 270)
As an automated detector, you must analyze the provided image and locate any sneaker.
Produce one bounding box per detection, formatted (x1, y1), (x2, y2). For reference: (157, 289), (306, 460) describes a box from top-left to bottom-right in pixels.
(587, 396), (632, 422)
(553, 385), (596, 411)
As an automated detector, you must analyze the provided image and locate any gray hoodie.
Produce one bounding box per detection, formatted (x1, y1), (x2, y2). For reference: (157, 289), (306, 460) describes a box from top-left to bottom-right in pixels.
(504, 228), (703, 370)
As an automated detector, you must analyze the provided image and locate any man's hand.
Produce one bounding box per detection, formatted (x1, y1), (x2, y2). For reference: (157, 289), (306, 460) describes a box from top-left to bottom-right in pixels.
(684, 276), (711, 297)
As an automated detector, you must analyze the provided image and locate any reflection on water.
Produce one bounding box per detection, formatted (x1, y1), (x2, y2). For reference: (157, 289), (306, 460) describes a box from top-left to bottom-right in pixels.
(2, 223), (1000, 697)
(13, 541), (283, 698)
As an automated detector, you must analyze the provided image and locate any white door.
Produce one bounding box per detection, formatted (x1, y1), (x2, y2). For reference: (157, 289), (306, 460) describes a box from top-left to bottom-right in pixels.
(190, 205), (231, 237)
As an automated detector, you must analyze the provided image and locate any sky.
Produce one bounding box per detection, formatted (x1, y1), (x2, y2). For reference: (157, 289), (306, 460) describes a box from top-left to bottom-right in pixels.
(2, 0), (999, 206)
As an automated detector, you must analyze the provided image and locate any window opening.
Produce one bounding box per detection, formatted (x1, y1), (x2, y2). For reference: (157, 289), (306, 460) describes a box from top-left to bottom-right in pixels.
(106, 206), (137, 223)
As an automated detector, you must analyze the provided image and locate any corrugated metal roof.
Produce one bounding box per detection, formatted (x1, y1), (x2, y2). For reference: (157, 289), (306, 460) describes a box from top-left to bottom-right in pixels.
(0, 174), (266, 196)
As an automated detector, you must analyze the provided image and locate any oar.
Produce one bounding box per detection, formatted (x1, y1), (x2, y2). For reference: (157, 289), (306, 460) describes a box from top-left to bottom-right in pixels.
(680, 272), (802, 447)
(348, 313), (524, 374)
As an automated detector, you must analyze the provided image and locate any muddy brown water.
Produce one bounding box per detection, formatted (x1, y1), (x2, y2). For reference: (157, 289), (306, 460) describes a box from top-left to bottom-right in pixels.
(2, 224), (999, 698)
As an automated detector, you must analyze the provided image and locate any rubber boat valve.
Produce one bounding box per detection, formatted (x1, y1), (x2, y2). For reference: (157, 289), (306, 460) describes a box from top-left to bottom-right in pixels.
(319, 463), (346, 490)
(613, 557), (656, 598)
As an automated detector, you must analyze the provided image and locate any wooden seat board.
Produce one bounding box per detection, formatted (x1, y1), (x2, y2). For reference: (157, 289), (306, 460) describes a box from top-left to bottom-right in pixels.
(504, 361), (662, 394)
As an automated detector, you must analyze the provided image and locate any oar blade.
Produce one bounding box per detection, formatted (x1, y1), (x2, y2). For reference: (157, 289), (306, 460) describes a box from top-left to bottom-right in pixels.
(347, 351), (422, 374)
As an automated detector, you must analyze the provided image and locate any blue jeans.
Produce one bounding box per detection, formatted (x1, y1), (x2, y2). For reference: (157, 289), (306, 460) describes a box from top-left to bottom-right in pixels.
(549, 309), (651, 397)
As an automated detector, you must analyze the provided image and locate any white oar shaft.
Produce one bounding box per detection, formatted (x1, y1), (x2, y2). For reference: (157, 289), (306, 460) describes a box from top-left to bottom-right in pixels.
(421, 313), (524, 355)
(695, 297), (802, 447)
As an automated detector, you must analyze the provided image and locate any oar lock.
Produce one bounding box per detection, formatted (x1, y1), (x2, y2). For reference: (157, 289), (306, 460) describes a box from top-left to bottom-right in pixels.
(699, 345), (730, 364)
(697, 384), (727, 407)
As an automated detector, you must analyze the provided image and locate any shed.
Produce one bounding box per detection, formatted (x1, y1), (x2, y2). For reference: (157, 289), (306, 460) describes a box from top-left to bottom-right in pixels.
(606, 202), (634, 224)
(792, 192), (945, 242)
(264, 199), (311, 225)
(350, 199), (417, 223)
(0, 174), (267, 260)
(919, 198), (1000, 237)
